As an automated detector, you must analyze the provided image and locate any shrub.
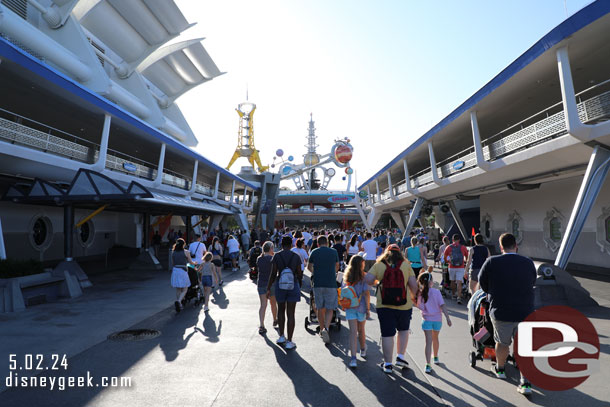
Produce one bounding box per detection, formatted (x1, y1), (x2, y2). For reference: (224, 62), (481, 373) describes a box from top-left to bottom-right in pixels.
(0, 258), (45, 279)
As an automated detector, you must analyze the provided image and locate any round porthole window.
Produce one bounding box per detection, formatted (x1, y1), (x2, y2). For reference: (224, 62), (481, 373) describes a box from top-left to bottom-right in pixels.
(78, 220), (95, 248)
(29, 215), (53, 251)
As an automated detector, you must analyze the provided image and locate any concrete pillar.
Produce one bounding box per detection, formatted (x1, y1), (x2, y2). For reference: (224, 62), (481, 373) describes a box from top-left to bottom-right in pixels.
(470, 111), (490, 171)
(93, 114), (111, 171)
(154, 143), (166, 187)
(213, 172), (220, 199)
(428, 143), (445, 186)
(555, 145), (610, 269)
(390, 212), (405, 231)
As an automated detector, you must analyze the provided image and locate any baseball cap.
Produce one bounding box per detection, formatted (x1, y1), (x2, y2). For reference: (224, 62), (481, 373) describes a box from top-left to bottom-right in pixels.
(387, 244), (400, 252)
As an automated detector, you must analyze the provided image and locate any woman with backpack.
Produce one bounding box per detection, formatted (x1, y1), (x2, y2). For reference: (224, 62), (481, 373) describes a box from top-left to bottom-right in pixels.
(464, 233), (491, 294)
(267, 235), (302, 350)
(346, 234), (360, 264)
(341, 255), (371, 368)
(365, 244), (418, 374)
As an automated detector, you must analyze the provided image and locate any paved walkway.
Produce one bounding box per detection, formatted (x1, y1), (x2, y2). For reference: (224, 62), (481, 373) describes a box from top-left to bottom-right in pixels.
(1, 261), (609, 406)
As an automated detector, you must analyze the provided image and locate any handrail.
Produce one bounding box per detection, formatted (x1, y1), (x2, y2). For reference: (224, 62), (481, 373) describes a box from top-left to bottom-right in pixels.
(0, 106), (99, 147)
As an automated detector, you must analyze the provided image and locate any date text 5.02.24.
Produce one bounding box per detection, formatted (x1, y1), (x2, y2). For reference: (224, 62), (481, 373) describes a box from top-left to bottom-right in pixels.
(9, 354), (68, 371)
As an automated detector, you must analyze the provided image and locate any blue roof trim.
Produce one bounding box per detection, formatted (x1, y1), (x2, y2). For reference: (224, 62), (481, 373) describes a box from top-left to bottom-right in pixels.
(0, 36), (259, 191)
(359, 0), (610, 190)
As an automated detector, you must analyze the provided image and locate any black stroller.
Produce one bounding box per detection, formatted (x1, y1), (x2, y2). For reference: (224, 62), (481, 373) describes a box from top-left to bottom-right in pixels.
(468, 289), (516, 368)
(181, 265), (203, 308)
(304, 283), (341, 332)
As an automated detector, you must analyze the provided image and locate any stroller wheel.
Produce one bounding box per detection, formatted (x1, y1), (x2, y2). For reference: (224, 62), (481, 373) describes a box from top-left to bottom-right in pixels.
(304, 317), (309, 328)
(469, 351), (477, 368)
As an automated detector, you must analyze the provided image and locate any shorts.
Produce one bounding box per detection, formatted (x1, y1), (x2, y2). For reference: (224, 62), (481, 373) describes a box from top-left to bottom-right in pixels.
(275, 281), (301, 303)
(449, 268), (465, 281)
(229, 252), (239, 260)
(422, 320), (442, 331)
(377, 307), (413, 337)
(345, 309), (366, 322)
(257, 285), (276, 296)
(211, 259), (222, 267)
(313, 286), (338, 310)
(470, 268), (480, 282)
(490, 316), (519, 347)
(201, 275), (214, 287)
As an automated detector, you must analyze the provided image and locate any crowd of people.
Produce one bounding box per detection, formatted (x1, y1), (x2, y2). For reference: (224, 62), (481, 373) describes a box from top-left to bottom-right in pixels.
(167, 225), (536, 395)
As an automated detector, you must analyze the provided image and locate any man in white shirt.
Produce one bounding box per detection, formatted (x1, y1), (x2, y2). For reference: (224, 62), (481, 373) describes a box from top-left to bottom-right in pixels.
(302, 230), (313, 247)
(361, 232), (378, 271)
(188, 235), (207, 266)
(227, 235), (241, 271)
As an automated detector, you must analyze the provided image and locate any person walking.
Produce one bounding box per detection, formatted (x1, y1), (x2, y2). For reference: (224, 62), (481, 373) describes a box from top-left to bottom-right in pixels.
(478, 233), (536, 395)
(188, 234), (207, 265)
(465, 233), (491, 293)
(307, 235), (340, 344)
(227, 235), (241, 271)
(200, 253), (219, 312)
(152, 230), (161, 258)
(241, 231), (251, 260)
(267, 236), (302, 349)
(406, 237), (425, 278)
(361, 232), (378, 271)
(415, 272), (452, 374)
(365, 244), (418, 374)
(170, 238), (196, 312)
(257, 242), (278, 334)
(443, 234), (469, 304)
(342, 255), (371, 368)
(346, 234), (360, 265)
(291, 238), (309, 274)
(211, 237), (224, 286)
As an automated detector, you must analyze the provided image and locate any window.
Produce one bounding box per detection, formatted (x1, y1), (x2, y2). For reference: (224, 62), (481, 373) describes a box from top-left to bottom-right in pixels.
(29, 216), (53, 250)
(78, 220), (95, 248)
(550, 217), (562, 242)
(484, 220), (490, 238)
(506, 211), (523, 245)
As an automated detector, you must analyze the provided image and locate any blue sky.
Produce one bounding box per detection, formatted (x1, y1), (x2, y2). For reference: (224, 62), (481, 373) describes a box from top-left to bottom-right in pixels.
(175, 0), (594, 190)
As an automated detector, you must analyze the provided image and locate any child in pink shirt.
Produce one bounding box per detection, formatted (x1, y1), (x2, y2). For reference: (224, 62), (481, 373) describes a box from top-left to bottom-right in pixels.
(415, 272), (452, 373)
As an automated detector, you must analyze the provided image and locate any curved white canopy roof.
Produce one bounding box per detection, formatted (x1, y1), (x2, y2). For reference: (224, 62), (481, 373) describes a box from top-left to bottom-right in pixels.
(140, 39), (224, 102)
(74, 0), (192, 68)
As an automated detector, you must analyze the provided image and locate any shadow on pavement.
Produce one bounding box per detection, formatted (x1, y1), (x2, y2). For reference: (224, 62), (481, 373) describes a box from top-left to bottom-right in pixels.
(194, 313), (222, 342)
(211, 287), (230, 309)
(262, 335), (352, 406)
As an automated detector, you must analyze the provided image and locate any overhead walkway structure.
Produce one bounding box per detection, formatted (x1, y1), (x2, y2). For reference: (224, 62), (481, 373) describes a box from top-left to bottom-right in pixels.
(358, 1), (610, 270)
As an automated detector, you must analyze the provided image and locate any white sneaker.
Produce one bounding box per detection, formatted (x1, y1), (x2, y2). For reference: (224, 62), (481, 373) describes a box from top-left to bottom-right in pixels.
(276, 335), (286, 345)
(320, 329), (330, 344)
(360, 347), (367, 358)
(285, 341), (296, 350)
(203, 305), (209, 312)
(349, 358), (357, 368)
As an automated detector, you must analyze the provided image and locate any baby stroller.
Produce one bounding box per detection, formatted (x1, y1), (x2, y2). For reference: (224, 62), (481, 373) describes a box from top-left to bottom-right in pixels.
(222, 246), (233, 270)
(304, 280), (342, 332)
(467, 289), (516, 368)
(181, 264), (203, 308)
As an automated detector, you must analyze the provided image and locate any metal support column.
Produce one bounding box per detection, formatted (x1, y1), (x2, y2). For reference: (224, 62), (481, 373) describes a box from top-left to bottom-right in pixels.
(403, 197), (424, 238)
(143, 213), (150, 250)
(64, 204), (74, 260)
(387, 172), (396, 199)
(555, 145), (610, 269)
(403, 159), (416, 194)
(375, 179), (381, 202)
(390, 212), (405, 232)
(189, 161), (198, 195)
(185, 215), (191, 243)
(230, 180), (236, 204)
(447, 200), (469, 243)
(154, 143), (166, 187)
(94, 114), (111, 171)
(470, 111), (490, 171)
(213, 172), (220, 199)
(428, 143), (445, 186)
